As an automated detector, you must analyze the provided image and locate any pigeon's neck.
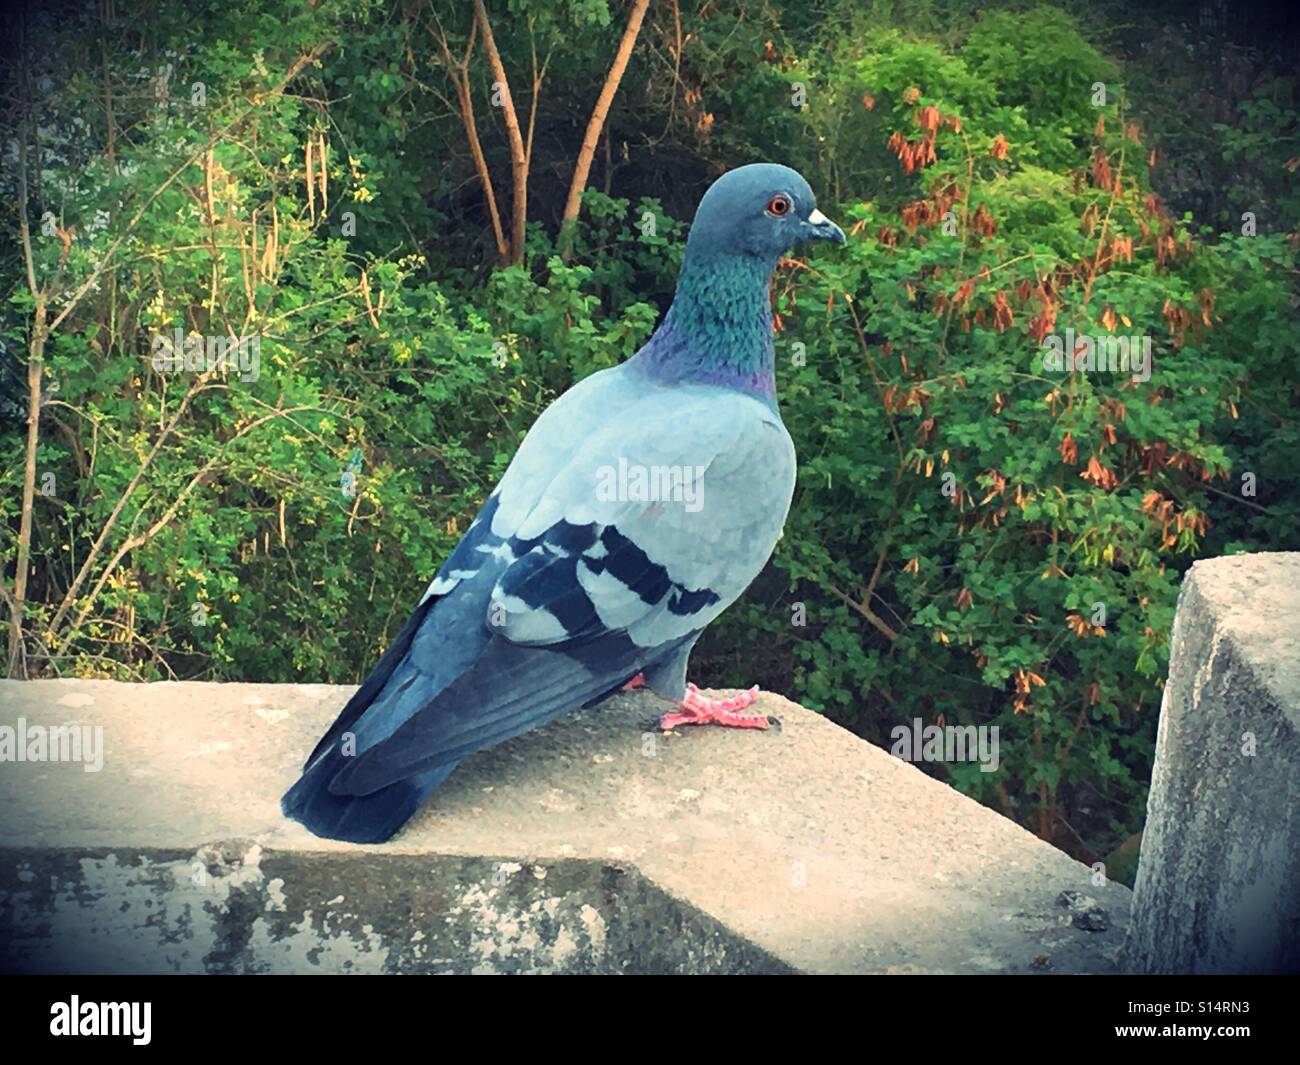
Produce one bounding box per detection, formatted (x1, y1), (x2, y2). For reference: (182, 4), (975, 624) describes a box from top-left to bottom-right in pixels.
(633, 252), (778, 407)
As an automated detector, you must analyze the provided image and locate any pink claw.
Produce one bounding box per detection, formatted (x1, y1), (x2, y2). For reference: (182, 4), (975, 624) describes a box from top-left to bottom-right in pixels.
(657, 683), (767, 731)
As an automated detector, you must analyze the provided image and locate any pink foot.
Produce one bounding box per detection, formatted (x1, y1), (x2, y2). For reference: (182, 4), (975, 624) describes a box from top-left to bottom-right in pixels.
(622, 672), (646, 691)
(657, 683), (769, 731)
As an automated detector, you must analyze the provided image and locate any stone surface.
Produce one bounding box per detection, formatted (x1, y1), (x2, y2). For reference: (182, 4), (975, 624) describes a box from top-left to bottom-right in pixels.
(0, 678), (1130, 974)
(1123, 552), (1300, 974)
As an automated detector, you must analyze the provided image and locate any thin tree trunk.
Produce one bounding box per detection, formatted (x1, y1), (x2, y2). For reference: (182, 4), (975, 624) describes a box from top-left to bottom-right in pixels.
(473, 0), (528, 266)
(434, 20), (508, 262)
(9, 56), (46, 677)
(524, 24), (551, 178)
(10, 304), (45, 679)
(560, 0), (651, 260)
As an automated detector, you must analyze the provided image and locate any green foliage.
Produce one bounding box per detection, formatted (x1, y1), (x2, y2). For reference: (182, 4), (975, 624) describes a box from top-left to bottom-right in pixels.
(2, 0), (1296, 870)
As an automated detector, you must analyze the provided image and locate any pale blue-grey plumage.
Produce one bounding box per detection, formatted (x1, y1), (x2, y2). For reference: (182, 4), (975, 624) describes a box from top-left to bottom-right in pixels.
(283, 163), (843, 842)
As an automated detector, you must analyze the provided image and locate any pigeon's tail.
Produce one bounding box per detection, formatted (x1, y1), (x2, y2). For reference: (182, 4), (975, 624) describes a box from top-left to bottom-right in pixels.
(281, 744), (458, 844)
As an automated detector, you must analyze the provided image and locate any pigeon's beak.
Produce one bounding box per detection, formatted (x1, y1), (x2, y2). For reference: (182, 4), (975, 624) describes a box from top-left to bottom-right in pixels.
(804, 208), (846, 245)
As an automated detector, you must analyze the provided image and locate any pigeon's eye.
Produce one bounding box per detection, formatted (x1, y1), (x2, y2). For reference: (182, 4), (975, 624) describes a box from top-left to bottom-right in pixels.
(766, 194), (792, 217)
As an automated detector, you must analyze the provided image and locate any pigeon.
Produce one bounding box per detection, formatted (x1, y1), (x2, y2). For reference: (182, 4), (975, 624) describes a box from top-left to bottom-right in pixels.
(282, 163), (845, 842)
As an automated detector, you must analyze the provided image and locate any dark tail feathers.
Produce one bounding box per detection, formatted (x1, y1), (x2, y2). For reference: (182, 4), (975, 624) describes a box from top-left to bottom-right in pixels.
(281, 744), (458, 844)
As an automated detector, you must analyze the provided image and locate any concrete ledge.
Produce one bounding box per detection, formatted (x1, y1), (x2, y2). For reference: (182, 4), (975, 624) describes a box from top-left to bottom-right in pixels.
(1123, 552), (1300, 974)
(0, 680), (1130, 973)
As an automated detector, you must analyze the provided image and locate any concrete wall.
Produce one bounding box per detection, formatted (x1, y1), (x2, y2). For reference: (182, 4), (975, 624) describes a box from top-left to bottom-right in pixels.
(1123, 552), (1300, 974)
(0, 680), (1129, 974)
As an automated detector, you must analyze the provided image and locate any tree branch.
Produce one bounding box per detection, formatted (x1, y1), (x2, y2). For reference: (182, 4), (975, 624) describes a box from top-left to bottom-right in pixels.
(432, 15), (508, 261)
(827, 581), (901, 643)
(473, 0), (529, 265)
(560, 0), (651, 260)
(9, 52), (47, 677)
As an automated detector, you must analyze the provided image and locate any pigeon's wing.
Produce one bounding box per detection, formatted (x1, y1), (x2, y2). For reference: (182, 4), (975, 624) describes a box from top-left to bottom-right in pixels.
(485, 376), (796, 650)
(328, 373), (796, 794)
(300, 365), (633, 767)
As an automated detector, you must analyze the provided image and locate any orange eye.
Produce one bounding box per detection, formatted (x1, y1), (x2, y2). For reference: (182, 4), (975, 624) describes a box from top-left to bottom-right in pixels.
(766, 195), (792, 217)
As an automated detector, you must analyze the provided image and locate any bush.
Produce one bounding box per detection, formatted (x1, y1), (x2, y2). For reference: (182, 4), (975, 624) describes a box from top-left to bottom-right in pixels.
(3, 0), (1296, 869)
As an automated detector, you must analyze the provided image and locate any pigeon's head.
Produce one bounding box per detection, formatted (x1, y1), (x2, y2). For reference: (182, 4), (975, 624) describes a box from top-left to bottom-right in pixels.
(685, 163), (845, 263)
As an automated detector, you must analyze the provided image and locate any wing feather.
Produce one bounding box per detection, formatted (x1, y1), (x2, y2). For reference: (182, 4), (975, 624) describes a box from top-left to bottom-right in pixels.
(321, 365), (796, 794)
